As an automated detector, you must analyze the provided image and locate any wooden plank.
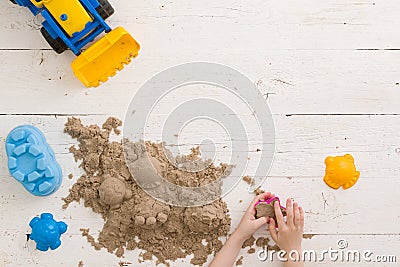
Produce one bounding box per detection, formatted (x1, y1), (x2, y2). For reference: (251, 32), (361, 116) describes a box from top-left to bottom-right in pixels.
(0, 115), (398, 178)
(0, 50), (400, 115)
(1, 0), (400, 50)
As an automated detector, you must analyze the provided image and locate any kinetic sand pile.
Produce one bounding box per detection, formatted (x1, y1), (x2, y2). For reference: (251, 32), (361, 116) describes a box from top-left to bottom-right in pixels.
(62, 117), (232, 266)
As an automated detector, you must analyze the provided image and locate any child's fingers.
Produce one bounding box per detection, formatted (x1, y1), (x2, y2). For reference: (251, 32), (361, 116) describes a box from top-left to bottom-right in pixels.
(250, 192), (271, 207)
(293, 202), (301, 227)
(286, 198), (294, 228)
(274, 201), (285, 227)
(258, 192), (273, 201)
(247, 192), (272, 215)
(299, 206), (305, 229)
(268, 218), (278, 242)
(254, 216), (269, 229)
(260, 192), (274, 202)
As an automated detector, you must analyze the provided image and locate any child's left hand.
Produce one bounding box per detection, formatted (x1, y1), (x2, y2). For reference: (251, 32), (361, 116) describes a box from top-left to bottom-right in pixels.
(268, 198), (304, 253)
(233, 192), (275, 242)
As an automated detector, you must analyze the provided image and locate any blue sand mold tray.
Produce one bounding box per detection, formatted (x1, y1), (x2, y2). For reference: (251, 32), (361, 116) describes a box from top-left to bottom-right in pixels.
(5, 125), (62, 196)
(29, 213), (68, 251)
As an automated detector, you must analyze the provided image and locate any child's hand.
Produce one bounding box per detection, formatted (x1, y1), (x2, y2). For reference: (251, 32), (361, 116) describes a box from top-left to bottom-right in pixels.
(233, 192), (275, 242)
(268, 198), (304, 252)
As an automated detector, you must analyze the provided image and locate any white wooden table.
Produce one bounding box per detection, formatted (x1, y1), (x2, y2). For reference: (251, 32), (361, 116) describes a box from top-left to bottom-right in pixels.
(0, 0), (399, 266)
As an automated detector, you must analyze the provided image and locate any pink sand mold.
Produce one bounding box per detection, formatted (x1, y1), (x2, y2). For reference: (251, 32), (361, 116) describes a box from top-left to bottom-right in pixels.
(255, 196), (286, 210)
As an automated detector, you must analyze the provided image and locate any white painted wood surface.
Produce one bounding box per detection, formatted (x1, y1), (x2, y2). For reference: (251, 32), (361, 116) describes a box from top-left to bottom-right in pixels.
(0, 0), (399, 266)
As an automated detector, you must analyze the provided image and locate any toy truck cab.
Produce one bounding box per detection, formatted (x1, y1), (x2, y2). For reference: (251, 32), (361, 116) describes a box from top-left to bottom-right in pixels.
(11, 0), (140, 87)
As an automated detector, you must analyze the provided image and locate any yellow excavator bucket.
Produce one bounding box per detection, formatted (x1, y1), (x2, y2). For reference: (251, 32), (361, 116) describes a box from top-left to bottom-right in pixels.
(71, 27), (140, 87)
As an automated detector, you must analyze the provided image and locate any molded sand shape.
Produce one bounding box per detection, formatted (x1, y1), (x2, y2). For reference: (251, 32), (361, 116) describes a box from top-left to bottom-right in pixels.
(133, 199), (170, 229)
(99, 174), (132, 209)
(255, 197), (286, 227)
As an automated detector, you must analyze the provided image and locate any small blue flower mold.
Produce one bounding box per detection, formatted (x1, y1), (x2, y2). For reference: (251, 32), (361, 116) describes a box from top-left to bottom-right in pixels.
(6, 125), (62, 196)
(29, 213), (68, 251)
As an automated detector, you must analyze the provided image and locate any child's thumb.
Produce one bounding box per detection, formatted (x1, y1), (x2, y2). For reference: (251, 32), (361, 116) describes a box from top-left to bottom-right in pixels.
(254, 216), (269, 228)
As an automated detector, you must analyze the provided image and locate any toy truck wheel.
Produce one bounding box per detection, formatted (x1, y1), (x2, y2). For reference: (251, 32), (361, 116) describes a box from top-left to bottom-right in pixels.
(40, 27), (68, 54)
(96, 0), (115, 20)
(9, 0), (17, 4)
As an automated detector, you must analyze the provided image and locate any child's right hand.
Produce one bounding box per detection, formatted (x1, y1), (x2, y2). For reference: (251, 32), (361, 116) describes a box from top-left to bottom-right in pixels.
(233, 192), (275, 242)
(268, 198), (304, 253)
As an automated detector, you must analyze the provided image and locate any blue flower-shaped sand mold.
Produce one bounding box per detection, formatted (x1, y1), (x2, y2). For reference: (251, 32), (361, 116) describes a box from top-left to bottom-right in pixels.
(29, 213), (67, 251)
(6, 125), (62, 196)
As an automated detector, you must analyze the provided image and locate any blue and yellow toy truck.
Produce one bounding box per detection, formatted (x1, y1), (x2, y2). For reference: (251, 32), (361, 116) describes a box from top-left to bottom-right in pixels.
(10, 0), (140, 87)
